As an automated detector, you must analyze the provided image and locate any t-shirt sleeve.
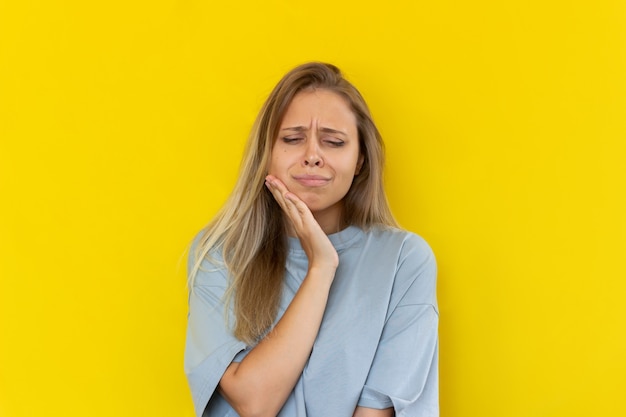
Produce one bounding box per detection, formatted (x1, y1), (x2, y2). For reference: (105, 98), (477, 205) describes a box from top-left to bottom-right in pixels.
(184, 239), (247, 417)
(357, 234), (439, 416)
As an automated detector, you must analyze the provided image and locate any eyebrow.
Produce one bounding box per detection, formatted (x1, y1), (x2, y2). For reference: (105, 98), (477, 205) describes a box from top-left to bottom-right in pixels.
(281, 126), (348, 137)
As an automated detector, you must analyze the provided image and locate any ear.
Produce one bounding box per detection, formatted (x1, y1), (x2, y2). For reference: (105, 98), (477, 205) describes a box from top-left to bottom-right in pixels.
(355, 153), (365, 175)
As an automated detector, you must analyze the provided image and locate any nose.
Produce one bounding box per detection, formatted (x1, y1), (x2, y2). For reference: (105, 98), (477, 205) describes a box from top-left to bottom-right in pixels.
(303, 141), (324, 167)
(304, 154), (322, 167)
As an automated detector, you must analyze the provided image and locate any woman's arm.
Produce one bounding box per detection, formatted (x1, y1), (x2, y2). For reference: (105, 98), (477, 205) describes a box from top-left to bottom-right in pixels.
(353, 406), (394, 417)
(217, 176), (338, 417)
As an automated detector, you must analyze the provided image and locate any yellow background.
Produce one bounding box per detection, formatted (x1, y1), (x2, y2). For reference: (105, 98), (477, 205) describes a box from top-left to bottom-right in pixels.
(1, 1), (625, 416)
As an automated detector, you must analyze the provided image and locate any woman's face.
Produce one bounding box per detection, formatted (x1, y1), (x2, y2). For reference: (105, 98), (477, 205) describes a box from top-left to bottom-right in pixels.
(269, 89), (363, 227)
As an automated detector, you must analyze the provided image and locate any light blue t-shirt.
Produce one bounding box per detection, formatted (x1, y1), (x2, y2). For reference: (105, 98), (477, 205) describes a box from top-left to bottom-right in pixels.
(185, 225), (439, 416)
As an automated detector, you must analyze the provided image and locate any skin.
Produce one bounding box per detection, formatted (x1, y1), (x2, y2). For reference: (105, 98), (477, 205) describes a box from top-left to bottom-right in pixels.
(217, 89), (393, 417)
(268, 88), (363, 234)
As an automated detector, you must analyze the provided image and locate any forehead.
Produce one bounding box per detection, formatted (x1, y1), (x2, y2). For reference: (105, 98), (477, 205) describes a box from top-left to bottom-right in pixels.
(280, 89), (357, 132)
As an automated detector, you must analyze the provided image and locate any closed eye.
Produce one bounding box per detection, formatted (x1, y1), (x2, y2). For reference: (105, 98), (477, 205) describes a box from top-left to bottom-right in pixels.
(324, 139), (345, 147)
(282, 136), (303, 143)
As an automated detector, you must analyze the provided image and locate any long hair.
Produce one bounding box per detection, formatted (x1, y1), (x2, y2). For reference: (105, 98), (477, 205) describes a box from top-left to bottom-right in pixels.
(189, 62), (398, 345)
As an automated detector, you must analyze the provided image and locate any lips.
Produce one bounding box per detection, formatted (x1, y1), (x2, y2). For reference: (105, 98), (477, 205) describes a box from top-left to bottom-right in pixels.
(292, 174), (331, 187)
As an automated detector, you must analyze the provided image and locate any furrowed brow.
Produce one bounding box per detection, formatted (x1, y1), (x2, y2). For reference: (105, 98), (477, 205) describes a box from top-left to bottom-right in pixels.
(281, 126), (308, 132)
(319, 127), (347, 137)
(280, 126), (348, 137)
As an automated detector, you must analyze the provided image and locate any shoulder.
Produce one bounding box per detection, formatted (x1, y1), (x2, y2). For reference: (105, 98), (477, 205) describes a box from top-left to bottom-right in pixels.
(187, 228), (229, 289)
(364, 226), (435, 266)
(365, 226), (437, 309)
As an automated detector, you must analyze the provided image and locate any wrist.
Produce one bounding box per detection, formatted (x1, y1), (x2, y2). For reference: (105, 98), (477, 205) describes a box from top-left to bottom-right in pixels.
(306, 264), (337, 285)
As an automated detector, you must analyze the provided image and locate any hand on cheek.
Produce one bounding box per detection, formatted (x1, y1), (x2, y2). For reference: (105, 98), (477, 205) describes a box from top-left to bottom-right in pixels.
(265, 174), (338, 270)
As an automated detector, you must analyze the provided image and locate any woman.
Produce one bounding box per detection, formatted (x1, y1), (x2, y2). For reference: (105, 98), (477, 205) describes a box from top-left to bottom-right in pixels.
(185, 62), (438, 417)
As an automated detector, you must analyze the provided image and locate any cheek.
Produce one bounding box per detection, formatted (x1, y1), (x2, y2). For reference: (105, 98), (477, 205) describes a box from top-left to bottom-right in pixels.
(336, 167), (358, 193)
(340, 155), (360, 178)
(267, 152), (290, 179)
(268, 147), (281, 171)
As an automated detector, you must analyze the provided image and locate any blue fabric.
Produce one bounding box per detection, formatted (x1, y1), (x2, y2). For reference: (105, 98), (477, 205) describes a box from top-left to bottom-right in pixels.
(184, 225), (439, 416)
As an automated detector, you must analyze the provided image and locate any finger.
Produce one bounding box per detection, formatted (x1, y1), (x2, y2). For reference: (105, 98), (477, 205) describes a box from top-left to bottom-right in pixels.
(265, 177), (292, 209)
(266, 176), (297, 206)
(267, 177), (307, 210)
(284, 192), (314, 220)
(266, 177), (315, 221)
(265, 177), (304, 225)
(266, 175), (290, 196)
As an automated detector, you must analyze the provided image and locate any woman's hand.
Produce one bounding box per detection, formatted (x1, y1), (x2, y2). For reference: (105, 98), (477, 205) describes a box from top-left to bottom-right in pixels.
(219, 176), (340, 416)
(265, 175), (339, 274)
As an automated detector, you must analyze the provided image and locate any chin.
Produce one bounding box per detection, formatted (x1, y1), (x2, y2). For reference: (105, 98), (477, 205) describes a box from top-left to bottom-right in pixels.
(305, 198), (343, 217)
(299, 197), (325, 211)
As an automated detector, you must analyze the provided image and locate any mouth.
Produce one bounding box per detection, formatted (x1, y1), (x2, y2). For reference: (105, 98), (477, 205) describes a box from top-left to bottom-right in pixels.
(292, 174), (331, 187)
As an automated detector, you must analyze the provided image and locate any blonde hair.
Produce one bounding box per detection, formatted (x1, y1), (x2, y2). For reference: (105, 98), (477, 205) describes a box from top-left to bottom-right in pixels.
(189, 62), (398, 345)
